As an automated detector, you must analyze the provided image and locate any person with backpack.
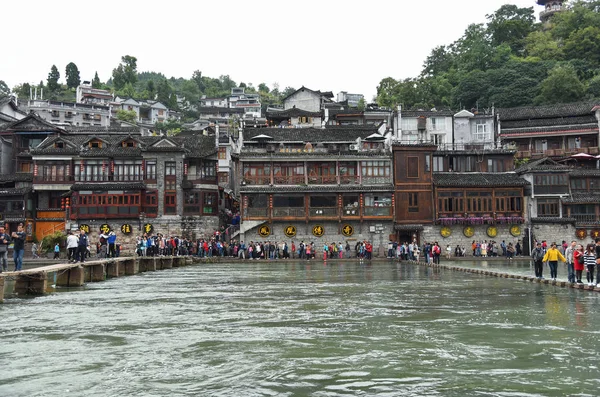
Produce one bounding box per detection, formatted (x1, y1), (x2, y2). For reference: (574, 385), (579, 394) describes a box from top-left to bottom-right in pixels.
(531, 242), (545, 279)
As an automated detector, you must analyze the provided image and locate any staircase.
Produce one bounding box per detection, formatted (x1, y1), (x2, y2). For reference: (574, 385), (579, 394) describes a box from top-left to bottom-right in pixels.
(232, 221), (266, 240)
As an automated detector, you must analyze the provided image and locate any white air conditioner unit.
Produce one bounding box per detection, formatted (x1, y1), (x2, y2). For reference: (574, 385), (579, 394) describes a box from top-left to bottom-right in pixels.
(349, 144), (359, 151)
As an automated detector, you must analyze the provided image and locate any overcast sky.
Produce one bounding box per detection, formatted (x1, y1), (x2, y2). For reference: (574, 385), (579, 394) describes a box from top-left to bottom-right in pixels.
(3, 0), (540, 101)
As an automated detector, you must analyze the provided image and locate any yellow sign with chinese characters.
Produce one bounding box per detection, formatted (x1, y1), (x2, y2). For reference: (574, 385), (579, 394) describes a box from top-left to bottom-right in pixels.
(341, 224), (354, 237)
(284, 226), (296, 238)
(463, 226), (475, 238)
(510, 225), (521, 237)
(312, 225), (325, 237)
(486, 226), (498, 238)
(121, 224), (133, 235)
(79, 224), (90, 234)
(100, 224), (111, 234)
(143, 223), (154, 234)
(440, 226), (452, 238)
(258, 225), (271, 237)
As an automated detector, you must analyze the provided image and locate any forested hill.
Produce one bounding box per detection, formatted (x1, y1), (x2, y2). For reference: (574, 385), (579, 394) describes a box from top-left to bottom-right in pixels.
(376, 0), (600, 111)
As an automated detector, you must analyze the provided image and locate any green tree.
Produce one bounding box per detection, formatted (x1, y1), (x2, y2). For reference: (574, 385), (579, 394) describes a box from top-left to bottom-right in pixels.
(116, 109), (138, 123)
(192, 70), (204, 92)
(357, 98), (366, 111)
(12, 83), (31, 99)
(486, 5), (535, 53)
(180, 79), (200, 107)
(47, 65), (60, 92)
(92, 72), (101, 89)
(118, 82), (136, 98)
(0, 80), (9, 98)
(563, 26), (600, 64)
(156, 78), (176, 108)
(524, 31), (563, 60)
(65, 62), (81, 89)
(535, 64), (586, 104)
(145, 80), (156, 99)
(421, 45), (454, 77)
(258, 83), (270, 93)
(155, 119), (182, 135)
(451, 24), (495, 72)
(112, 55), (138, 91)
(376, 77), (400, 108)
(587, 74), (600, 98)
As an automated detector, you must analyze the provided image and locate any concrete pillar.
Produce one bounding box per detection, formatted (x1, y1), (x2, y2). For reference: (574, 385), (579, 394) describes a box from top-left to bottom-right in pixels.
(106, 261), (120, 278)
(0, 277), (4, 302)
(185, 257), (193, 266)
(14, 272), (48, 295)
(124, 259), (139, 275)
(139, 257), (156, 272)
(56, 266), (85, 287)
(160, 257), (173, 269)
(172, 257), (185, 267)
(86, 263), (105, 282)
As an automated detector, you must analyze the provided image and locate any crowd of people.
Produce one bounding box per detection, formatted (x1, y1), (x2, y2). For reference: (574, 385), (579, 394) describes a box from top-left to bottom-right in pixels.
(0, 223), (26, 272)
(531, 238), (600, 285)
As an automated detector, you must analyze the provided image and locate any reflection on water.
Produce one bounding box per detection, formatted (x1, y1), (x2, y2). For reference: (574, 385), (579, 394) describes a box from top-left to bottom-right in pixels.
(1, 261), (600, 396)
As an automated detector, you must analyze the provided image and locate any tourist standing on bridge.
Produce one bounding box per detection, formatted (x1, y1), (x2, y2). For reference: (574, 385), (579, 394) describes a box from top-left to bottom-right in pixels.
(11, 223), (26, 271)
(565, 240), (577, 284)
(531, 242), (545, 279)
(542, 242), (566, 282)
(574, 244), (584, 284)
(0, 226), (10, 272)
(77, 230), (89, 263)
(67, 231), (78, 262)
(595, 238), (600, 284)
(108, 231), (117, 258)
(584, 244), (596, 286)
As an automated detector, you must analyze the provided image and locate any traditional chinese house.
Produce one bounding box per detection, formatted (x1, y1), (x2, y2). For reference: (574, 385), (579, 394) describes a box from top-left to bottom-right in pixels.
(235, 126), (394, 245)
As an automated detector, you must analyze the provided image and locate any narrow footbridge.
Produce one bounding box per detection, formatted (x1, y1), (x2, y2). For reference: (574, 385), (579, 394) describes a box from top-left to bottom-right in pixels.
(0, 256), (198, 302)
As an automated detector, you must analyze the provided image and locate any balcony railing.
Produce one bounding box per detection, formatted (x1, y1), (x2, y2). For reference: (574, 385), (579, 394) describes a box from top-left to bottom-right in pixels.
(363, 206), (392, 217)
(362, 176), (392, 185)
(34, 175), (74, 183)
(273, 175), (305, 185)
(243, 176), (271, 185)
(339, 175), (359, 185)
(573, 214), (598, 224)
(341, 207), (360, 216)
(272, 208), (305, 217)
(308, 175), (337, 185)
(246, 208), (269, 217)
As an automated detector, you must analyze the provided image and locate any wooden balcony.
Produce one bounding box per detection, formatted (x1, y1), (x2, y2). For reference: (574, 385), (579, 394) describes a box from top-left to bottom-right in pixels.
(308, 175), (337, 185)
(273, 175), (305, 185)
(272, 208), (305, 217)
(573, 214), (599, 224)
(308, 207), (338, 218)
(244, 205), (394, 221)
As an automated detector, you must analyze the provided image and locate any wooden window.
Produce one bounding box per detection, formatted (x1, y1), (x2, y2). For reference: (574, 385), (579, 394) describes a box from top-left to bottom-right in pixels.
(534, 174), (569, 195)
(438, 192), (464, 214)
(466, 191), (492, 213)
(48, 191), (63, 209)
(143, 191), (158, 215)
(570, 179), (586, 192)
(114, 160), (142, 182)
(218, 147), (227, 159)
(164, 193), (177, 214)
(406, 156), (419, 178)
(145, 160), (157, 181)
(40, 162), (69, 182)
(54, 142), (64, 149)
(537, 198), (559, 217)
(89, 140), (102, 148)
(122, 140), (135, 148)
(487, 159), (505, 173)
(75, 160), (106, 182)
(361, 161), (390, 178)
(165, 161), (176, 176)
(183, 191), (201, 214)
(432, 157), (444, 172)
(203, 192), (217, 214)
(243, 163), (271, 185)
(218, 172), (229, 184)
(495, 191), (522, 213)
(74, 192), (140, 217)
(408, 192), (419, 213)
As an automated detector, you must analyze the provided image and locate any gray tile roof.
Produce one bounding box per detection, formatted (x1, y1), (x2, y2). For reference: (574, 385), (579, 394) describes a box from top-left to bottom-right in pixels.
(531, 217), (575, 224)
(498, 101), (599, 121)
(434, 172), (529, 187)
(401, 110), (454, 117)
(0, 173), (33, 183)
(562, 193), (600, 204)
(0, 187), (31, 196)
(266, 108), (322, 118)
(244, 126), (379, 143)
(570, 168), (600, 177)
(515, 158), (571, 174)
(501, 115), (597, 130)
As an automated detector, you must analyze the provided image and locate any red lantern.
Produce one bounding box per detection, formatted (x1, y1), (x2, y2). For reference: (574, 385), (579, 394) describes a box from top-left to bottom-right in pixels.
(110, 161), (114, 173)
(61, 198), (65, 210)
(80, 160), (84, 172)
(184, 163), (188, 175)
(102, 161), (106, 173)
(34, 164), (38, 176)
(65, 198), (70, 208)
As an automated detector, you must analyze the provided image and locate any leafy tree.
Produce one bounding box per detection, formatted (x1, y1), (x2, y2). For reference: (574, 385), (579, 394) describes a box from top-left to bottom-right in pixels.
(421, 45), (454, 77)
(587, 74), (600, 98)
(451, 24), (495, 72)
(281, 86), (297, 99)
(118, 82), (136, 98)
(156, 78), (176, 108)
(12, 83), (31, 99)
(535, 64), (585, 104)
(145, 80), (156, 99)
(155, 119), (182, 135)
(258, 83), (270, 93)
(180, 79), (200, 106)
(0, 80), (9, 98)
(376, 77), (400, 108)
(112, 55), (138, 91)
(486, 5), (535, 53)
(563, 26), (600, 64)
(92, 72), (101, 88)
(524, 31), (563, 60)
(116, 109), (138, 123)
(47, 65), (60, 92)
(65, 62), (81, 89)
(191, 70), (203, 91)
(357, 98), (366, 111)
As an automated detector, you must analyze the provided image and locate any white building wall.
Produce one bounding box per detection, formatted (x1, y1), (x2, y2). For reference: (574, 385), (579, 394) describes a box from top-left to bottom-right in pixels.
(284, 90), (321, 112)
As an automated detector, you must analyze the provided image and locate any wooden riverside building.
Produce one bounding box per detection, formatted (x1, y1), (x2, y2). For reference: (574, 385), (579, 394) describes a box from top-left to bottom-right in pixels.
(235, 126), (395, 245)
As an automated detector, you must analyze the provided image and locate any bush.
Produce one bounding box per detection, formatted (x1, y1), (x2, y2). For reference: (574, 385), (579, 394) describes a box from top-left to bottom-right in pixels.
(40, 231), (67, 254)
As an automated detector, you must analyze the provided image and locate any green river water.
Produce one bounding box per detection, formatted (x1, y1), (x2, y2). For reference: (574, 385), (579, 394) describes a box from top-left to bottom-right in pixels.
(1, 261), (599, 396)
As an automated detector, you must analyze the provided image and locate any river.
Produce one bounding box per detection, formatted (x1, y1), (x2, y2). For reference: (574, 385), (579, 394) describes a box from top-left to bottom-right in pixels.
(1, 261), (599, 396)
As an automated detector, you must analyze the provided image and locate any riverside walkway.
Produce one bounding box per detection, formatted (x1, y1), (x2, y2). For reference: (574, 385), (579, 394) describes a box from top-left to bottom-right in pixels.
(0, 256), (197, 302)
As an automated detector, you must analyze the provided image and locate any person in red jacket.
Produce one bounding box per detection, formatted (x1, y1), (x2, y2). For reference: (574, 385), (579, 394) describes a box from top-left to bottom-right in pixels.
(573, 244), (585, 284)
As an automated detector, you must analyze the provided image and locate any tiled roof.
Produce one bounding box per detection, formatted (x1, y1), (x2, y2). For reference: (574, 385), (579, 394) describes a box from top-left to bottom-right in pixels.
(4, 112), (65, 132)
(71, 182), (146, 191)
(562, 193), (600, 204)
(29, 133), (217, 158)
(197, 106), (244, 114)
(239, 150), (390, 158)
(515, 158), (571, 174)
(500, 124), (599, 137)
(266, 108), (322, 118)
(0, 173), (33, 182)
(0, 187), (31, 196)
(240, 184), (394, 194)
(570, 168), (600, 177)
(244, 126), (379, 143)
(501, 115), (597, 130)
(434, 172), (529, 187)
(498, 101), (599, 121)
(531, 217), (575, 224)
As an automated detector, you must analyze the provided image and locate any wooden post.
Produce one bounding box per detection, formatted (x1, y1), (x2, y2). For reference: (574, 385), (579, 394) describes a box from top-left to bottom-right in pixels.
(14, 272), (48, 295)
(0, 277), (4, 303)
(56, 266), (85, 287)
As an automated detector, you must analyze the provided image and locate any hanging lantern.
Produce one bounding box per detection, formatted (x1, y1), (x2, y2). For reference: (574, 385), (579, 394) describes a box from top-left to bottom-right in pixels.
(65, 197), (70, 208)
(102, 161), (106, 173)
(110, 160), (114, 173)
(80, 159), (84, 172)
(184, 163), (188, 175)
(34, 164), (38, 177)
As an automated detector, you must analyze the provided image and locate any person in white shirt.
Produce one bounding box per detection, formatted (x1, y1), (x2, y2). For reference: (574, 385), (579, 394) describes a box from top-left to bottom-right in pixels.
(66, 231), (79, 263)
